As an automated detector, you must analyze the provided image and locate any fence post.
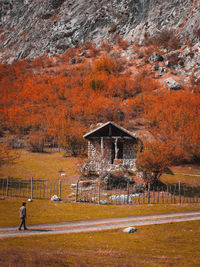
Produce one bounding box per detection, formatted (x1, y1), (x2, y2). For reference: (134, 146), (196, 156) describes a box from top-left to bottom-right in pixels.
(59, 180), (61, 200)
(98, 183), (100, 204)
(31, 177), (33, 200)
(127, 181), (130, 204)
(75, 180), (79, 202)
(43, 183), (45, 199)
(1, 179), (4, 196)
(6, 176), (9, 196)
(179, 181), (181, 204)
(27, 182), (29, 198)
(148, 183), (150, 204)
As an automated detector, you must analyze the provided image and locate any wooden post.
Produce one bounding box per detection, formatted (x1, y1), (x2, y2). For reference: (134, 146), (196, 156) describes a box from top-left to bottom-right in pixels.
(75, 180), (79, 202)
(101, 137), (104, 156)
(114, 138), (119, 160)
(27, 182), (29, 198)
(179, 181), (181, 204)
(31, 177), (33, 200)
(1, 179), (4, 196)
(49, 183), (51, 199)
(148, 183), (150, 204)
(39, 182), (41, 199)
(43, 183), (45, 199)
(162, 186), (164, 204)
(166, 185), (169, 204)
(6, 177), (9, 196)
(157, 186), (159, 204)
(46, 183), (48, 200)
(19, 180), (21, 198)
(143, 189), (145, 204)
(36, 181), (38, 199)
(192, 186), (194, 203)
(10, 177), (12, 197)
(170, 185), (172, 203)
(59, 180), (61, 200)
(22, 181), (25, 198)
(98, 183), (100, 204)
(15, 181), (17, 197)
(127, 181), (130, 204)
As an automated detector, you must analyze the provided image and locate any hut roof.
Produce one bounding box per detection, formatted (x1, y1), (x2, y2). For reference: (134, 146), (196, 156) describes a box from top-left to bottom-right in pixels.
(83, 121), (139, 140)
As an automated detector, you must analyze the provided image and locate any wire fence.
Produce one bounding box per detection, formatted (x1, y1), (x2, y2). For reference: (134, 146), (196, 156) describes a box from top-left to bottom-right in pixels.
(0, 177), (61, 200)
(74, 180), (200, 205)
(1, 177), (200, 205)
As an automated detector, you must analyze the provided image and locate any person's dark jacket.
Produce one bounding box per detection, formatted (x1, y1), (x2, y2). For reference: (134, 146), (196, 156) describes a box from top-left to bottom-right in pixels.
(19, 206), (26, 218)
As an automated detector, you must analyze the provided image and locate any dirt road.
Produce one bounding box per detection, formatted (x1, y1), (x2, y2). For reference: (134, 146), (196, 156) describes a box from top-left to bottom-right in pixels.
(0, 211), (200, 239)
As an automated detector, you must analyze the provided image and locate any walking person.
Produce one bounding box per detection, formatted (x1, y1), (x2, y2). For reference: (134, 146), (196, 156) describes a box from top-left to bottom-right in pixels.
(18, 202), (28, 230)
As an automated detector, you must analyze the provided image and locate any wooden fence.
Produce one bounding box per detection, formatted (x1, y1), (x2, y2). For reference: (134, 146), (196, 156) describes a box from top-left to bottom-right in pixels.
(0, 177), (61, 200)
(1, 177), (200, 205)
(75, 181), (200, 205)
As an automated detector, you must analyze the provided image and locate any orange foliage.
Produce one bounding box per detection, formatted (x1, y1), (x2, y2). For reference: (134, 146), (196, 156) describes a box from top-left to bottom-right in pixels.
(0, 51), (200, 159)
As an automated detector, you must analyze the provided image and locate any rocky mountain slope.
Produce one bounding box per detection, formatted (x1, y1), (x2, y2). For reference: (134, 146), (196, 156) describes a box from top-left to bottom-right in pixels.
(0, 0), (200, 63)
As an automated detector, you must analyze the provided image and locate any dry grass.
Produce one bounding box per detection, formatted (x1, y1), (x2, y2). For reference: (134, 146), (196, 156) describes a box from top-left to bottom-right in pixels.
(0, 150), (80, 182)
(0, 198), (200, 227)
(161, 164), (200, 186)
(1, 220), (200, 266)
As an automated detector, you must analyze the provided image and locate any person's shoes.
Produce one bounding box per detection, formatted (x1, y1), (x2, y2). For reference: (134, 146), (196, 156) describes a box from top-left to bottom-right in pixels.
(24, 228), (28, 230)
(18, 228), (21, 231)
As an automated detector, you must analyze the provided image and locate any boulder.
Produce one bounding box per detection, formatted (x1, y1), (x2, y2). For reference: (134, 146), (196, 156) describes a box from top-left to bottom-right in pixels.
(164, 78), (181, 90)
(99, 200), (110, 205)
(123, 227), (137, 233)
(153, 64), (159, 71)
(51, 195), (60, 201)
(148, 52), (164, 62)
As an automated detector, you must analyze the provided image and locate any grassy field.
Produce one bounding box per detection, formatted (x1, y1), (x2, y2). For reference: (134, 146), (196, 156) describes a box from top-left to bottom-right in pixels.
(1, 220), (200, 266)
(0, 150), (80, 182)
(0, 198), (200, 227)
(0, 151), (200, 266)
(0, 150), (200, 227)
(0, 150), (200, 186)
(162, 164), (200, 186)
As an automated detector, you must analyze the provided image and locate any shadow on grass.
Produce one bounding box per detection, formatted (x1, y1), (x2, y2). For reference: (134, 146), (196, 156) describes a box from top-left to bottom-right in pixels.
(28, 229), (52, 232)
(164, 168), (174, 175)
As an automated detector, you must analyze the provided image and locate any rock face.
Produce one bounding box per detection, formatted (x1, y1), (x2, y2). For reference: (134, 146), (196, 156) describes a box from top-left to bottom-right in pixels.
(164, 77), (182, 90)
(0, 0), (200, 62)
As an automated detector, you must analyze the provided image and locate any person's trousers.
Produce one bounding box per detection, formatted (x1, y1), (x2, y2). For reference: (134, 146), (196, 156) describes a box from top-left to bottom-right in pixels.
(19, 217), (26, 230)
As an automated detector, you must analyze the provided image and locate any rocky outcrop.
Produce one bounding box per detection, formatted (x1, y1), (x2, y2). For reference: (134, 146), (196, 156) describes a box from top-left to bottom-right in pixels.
(164, 77), (182, 90)
(0, 0), (200, 62)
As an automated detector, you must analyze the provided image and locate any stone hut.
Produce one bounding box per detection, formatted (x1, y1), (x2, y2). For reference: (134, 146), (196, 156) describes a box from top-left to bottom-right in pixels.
(83, 121), (141, 173)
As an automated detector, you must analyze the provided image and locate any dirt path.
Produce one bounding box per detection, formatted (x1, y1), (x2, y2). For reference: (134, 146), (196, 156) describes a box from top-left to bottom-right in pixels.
(0, 211), (200, 239)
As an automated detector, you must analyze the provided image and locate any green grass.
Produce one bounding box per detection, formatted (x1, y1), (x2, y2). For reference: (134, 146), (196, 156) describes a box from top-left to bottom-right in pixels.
(0, 198), (200, 227)
(1, 220), (200, 266)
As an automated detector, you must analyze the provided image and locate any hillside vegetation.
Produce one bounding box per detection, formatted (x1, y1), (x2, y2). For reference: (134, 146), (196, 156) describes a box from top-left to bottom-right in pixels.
(0, 39), (200, 181)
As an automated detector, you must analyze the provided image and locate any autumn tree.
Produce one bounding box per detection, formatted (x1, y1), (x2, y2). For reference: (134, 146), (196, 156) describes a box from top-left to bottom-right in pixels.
(136, 141), (177, 185)
(0, 144), (19, 167)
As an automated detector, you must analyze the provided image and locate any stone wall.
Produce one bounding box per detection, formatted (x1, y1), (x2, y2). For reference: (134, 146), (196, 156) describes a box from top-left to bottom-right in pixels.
(87, 138), (137, 171)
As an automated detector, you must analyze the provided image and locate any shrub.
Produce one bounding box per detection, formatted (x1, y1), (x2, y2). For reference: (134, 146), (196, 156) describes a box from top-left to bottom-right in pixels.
(93, 56), (122, 75)
(145, 29), (181, 51)
(27, 130), (45, 153)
